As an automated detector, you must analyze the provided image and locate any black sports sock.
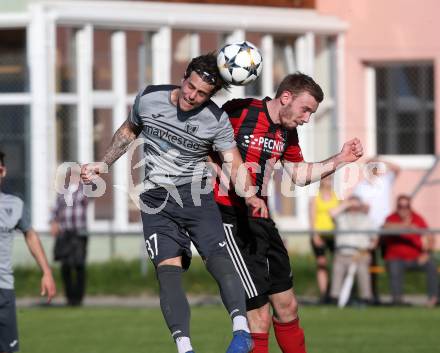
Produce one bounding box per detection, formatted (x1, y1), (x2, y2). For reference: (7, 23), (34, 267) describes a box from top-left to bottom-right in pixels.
(206, 255), (247, 320)
(156, 265), (191, 340)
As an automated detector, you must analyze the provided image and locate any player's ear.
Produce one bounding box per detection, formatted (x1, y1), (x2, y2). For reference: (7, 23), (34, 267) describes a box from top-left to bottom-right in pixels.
(280, 90), (293, 106)
(0, 166), (7, 177)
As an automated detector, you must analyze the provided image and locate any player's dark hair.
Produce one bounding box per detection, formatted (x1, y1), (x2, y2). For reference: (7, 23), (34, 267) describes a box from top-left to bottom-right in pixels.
(275, 72), (324, 103)
(0, 150), (4, 166)
(184, 52), (230, 93)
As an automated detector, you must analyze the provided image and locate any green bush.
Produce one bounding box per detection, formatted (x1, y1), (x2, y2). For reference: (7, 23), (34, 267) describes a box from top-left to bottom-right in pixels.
(13, 255), (434, 297)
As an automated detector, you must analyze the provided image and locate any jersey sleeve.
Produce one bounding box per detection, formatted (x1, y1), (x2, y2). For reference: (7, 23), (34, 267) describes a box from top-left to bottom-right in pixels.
(282, 130), (304, 163)
(16, 203), (31, 233)
(128, 89), (143, 127)
(212, 111), (236, 152)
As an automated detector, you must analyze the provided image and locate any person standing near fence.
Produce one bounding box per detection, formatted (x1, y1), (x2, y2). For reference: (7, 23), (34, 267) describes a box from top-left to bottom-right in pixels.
(50, 180), (89, 307)
(309, 176), (339, 303)
(0, 150), (56, 353)
(353, 158), (400, 303)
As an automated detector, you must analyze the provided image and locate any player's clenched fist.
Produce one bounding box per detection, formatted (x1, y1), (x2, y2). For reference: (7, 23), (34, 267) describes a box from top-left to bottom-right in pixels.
(80, 162), (107, 184)
(339, 138), (363, 163)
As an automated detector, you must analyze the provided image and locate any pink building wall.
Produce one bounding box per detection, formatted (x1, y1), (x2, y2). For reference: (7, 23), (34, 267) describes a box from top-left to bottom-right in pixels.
(317, 0), (440, 240)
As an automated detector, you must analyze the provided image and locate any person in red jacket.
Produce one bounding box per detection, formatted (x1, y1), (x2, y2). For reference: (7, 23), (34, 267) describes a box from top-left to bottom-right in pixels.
(382, 194), (438, 307)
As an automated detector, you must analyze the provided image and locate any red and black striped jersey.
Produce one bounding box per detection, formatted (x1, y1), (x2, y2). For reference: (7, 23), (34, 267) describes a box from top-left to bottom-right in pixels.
(213, 97), (304, 207)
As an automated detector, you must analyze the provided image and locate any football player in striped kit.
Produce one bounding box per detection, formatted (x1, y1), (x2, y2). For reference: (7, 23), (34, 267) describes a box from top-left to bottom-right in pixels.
(212, 73), (363, 353)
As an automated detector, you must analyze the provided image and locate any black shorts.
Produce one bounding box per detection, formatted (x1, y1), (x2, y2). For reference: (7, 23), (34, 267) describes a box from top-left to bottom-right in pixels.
(310, 235), (335, 258)
(218, 204), (293, 311)
(0, 289), (19, 353)
(140, 184), (228, 270)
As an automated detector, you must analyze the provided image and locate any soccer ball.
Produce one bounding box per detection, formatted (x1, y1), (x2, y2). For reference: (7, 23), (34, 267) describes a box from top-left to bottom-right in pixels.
(217, 41), (263, 86)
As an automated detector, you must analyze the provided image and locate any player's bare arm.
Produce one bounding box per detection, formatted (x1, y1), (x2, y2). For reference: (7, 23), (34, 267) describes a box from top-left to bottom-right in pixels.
(102, 119), (142, 166)
(218, 147), (268, 218)
(24, 228), (56, 302)
(81, 119), (142, 184)
(284, 138), (363, 186)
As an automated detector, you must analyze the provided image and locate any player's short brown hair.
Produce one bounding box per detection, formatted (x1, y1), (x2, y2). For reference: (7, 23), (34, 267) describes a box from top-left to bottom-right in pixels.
(0, 150), (4, 166)
(275, 72), (324, 103)
(184, 52), (230, 94)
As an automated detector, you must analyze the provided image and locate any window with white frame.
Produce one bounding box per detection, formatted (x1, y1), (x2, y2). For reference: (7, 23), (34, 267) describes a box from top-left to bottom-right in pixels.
(375, 63), (434, 155)
(0, 29), (30, 203)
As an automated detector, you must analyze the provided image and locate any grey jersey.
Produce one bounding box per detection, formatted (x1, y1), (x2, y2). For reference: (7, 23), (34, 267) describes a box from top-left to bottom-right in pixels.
(0, 192), (31, 289)
(129, 85), (236, 189)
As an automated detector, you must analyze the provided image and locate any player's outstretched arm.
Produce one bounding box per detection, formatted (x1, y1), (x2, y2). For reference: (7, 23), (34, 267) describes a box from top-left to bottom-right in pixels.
(24, 229), (56, 302)
(81, 119), (141, 184)
(218, 147), (268, 218)
(284, 138), (363, 186)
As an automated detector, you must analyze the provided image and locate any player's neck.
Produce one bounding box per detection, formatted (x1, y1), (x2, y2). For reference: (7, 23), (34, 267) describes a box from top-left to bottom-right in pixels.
(170, 88), (180, 106)
(266, 99), (280, 124)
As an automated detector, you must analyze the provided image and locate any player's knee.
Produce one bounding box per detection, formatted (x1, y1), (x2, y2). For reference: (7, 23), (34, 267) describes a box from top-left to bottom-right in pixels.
(206, 253), (235, 278)
(156, 264), (184, 283)
(273, 295), (298, 322)
(248, 306), (272, 332)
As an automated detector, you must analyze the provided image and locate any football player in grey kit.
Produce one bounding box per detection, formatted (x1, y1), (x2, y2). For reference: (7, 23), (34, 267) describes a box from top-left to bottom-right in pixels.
(81, 53), (267, 353)
(0, 150), (56, 353)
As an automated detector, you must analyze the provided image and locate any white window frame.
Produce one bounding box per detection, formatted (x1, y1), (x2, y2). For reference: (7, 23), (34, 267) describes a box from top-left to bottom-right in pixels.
(365, 65), (436, 170)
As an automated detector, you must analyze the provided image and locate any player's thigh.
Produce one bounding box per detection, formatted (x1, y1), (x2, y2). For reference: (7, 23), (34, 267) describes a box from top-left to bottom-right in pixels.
(184, 194), (229, 259)
(0, 289), (19, 353)
(218, 206), (266, 299)
(262, 219), (293, 295)
(231, 216), (275, 310)
(141, 211), (192, 270)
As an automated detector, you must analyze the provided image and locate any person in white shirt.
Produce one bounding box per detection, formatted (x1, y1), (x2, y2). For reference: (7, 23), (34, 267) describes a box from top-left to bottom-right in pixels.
(353, 158), (400, 229)
(352, 158), (400, 303)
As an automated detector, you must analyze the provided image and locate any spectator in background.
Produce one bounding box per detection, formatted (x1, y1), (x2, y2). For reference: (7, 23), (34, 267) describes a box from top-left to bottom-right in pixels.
(353, 158), (400, 228)
(0, 150), (56, 353)
(329, 196), (378, 304)
(50, 178), (89, 307)
(309, 176), (339, 303)
(382, 195), (438, 307)
(353, 158), (400, 302)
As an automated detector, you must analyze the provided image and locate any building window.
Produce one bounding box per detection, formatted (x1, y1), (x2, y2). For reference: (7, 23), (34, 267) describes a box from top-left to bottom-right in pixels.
(55, 105), (78, 163)
(0, 29), (28, 92)
(0, 105), (31, 203)
(56, 27), (77, 93)
(375, 63), (434, 155)
(127, 31), (153, 94)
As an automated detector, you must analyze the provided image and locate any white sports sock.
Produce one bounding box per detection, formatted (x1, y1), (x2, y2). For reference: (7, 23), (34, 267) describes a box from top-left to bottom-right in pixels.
(176, 336), (193, 353)
(232, 315), (250, 333)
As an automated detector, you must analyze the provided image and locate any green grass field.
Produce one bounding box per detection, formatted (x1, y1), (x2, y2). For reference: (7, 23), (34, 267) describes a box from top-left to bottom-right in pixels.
(17, 305), (439, 353)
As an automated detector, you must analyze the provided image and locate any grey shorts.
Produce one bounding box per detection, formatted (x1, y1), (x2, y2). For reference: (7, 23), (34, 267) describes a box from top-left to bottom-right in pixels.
(140, 184), (229, 270)
(0, 288), (19, 353)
